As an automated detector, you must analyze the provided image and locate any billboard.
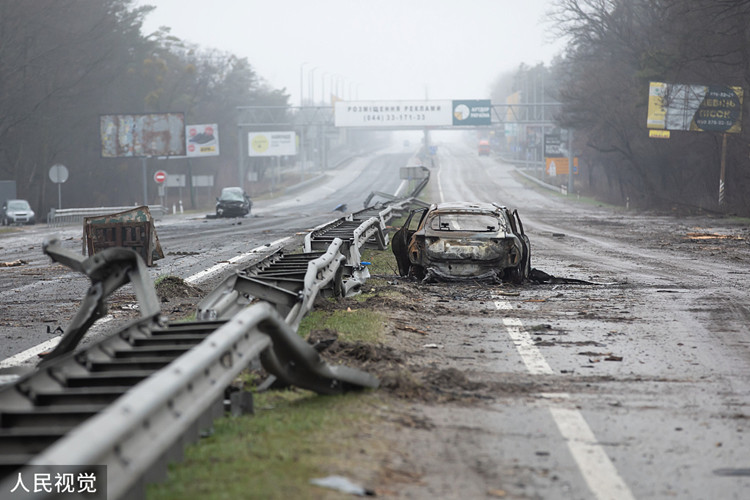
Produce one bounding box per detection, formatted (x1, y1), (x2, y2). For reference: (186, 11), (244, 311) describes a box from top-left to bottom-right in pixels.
(335, 100), (452, 127)
(100, 113), (186, 157)
(452, 100), (491, 126)
(647, 82), (743, 133)
(248, 131), (297, 157)
(186, 123), (219, 157)
(543, 134), (564, 157)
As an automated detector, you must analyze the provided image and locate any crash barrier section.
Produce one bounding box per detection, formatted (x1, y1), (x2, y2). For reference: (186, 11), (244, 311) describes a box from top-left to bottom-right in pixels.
(513, 167), (569, 194)
(0, 241), (377, 499)
(304, 214), (388, 295)
(196, 239), (347, 330)
(83, 206), (165, 267)
(47, 205), (168, 227)
(363, 165), (431, 209)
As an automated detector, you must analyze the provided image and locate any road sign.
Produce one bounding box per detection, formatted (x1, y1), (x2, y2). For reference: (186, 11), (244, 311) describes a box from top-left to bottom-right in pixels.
(49, 164), (69, 184)
(154, 170), (167, 184)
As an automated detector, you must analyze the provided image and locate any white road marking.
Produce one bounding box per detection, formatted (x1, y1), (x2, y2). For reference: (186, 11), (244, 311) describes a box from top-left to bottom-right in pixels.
(0, 337), (61, 369)
(437, 165), (445, 202)
(502, 317), (553, 375)
(494, 298), (635, 500)
(550, 403), (635, 500)
(1, 238), (291, 370)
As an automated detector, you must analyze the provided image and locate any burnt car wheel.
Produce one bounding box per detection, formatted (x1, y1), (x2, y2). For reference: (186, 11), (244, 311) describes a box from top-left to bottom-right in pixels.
(411, 264), (426, 281)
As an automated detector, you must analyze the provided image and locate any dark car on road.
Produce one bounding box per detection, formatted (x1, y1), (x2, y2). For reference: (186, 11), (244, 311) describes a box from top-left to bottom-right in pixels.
(216, 187), (252, 218)
(1, 199), (35, 225)
(392, 201), (530, 283)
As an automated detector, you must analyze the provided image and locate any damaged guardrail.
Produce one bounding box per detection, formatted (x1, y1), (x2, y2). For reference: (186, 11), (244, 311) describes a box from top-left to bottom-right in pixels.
(197, 239), (347, 330)
(0, 239), (378, 499)
(47, 205), (168, 227)
(304, 215), (388, 295)
(363, 165), (431, 210)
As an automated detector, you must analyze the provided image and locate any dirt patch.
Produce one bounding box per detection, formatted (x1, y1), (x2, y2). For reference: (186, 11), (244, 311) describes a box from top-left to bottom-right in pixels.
(154, 276), (204, 319)
(155, 276), (204, 302)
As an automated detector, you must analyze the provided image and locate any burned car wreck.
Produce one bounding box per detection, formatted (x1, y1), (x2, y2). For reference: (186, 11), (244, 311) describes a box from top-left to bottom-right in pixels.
(392, 202), (531, 283)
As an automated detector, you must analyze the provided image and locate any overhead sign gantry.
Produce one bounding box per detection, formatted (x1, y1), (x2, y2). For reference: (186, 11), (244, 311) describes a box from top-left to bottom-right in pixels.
(334, 99), (491, 128)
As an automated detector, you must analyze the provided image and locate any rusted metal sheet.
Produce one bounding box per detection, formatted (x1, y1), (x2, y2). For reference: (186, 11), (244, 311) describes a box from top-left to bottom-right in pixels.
(100, 113), (186, 158)
(83, 206), (164, 266)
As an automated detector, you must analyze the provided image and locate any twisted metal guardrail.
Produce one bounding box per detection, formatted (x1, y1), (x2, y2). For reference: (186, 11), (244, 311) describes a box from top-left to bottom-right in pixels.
(0, 302), (376, 499)
(0, 238), (378, 499)
(196, 239), (347, 330)
(0, 196), (427, 498)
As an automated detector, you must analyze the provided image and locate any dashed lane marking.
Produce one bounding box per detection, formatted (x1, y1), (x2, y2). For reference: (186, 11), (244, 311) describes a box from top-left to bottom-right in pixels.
(494, 298), (635, 500)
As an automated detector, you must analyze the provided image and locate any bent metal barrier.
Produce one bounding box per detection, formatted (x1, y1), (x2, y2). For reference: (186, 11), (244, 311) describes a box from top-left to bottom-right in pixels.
(0, 238), (378, 498)
(196, 240), (347, 330)
(304, 207), (391, 294)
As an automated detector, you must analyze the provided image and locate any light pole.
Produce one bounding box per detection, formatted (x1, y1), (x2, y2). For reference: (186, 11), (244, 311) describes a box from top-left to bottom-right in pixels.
(299, 62), (309, 106)
(308, 67), (318, 106)
(321, 72), (330, 106)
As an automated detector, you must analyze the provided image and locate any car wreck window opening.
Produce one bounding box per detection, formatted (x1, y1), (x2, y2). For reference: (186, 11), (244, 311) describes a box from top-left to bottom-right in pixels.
(429, 214), (502, 232)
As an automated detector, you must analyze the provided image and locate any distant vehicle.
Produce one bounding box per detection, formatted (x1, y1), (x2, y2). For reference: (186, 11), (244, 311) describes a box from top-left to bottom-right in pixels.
(215, 187), (252, 218)
(478, 140), (490, 156)
(392, 201), (530, 283)
(1, 199), (35, 225)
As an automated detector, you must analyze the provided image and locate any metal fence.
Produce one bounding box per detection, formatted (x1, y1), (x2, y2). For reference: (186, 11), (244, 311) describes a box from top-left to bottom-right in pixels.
(47, 205), (168, 227)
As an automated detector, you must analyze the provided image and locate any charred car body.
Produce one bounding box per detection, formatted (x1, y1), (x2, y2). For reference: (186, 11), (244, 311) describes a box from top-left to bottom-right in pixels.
(392, 202), (530, 283)
(216, 187), (252, 218)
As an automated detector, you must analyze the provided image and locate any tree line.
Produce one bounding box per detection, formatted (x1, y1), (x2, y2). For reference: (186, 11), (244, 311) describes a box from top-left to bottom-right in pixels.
(0, 0), (288, 214)
(495, 0), (750, 214)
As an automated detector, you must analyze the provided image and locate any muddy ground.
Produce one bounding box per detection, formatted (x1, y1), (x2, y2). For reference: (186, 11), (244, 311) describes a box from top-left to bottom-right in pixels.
(283, 204), (750, 499)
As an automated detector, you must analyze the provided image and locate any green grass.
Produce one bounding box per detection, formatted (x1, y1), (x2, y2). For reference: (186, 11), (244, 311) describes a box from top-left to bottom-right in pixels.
(298, 308), (385, 343)
(148, 246), (400, 499)
(147, 391), (384, 500)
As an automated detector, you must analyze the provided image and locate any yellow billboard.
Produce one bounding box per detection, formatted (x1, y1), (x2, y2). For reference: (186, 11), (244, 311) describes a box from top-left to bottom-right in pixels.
(647, 82), (743, 133)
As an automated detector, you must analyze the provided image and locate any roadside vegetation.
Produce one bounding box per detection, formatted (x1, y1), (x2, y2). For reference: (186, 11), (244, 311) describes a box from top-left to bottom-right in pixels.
(147, 247), (402, 499)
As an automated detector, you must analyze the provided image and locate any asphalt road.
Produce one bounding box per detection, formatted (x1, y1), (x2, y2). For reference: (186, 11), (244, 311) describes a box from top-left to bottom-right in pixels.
(391, 139), (750, 499)
(0, 147), (410, 366)
(2, 138), (749, 499)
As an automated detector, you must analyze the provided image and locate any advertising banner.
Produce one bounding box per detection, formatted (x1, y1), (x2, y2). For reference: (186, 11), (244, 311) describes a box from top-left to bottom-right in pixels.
(335, 100), (452, 127)
(100, 113), (186, 157)
(452, 100), (491, 126)
(647, 82), (744, 133)
(543, 134), (564, 157)
(186, 123), (219, 157)
(247, 131), (297, 157)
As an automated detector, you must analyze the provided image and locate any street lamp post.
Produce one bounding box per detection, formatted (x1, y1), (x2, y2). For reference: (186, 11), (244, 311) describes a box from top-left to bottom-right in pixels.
(299, 62), (309, 106)
(308, 67), (319, 106)
(321, 72), (330, 106)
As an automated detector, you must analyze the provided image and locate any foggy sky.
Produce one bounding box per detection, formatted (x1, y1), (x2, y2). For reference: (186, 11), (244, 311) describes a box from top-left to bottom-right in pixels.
(139, 0), (563, 104)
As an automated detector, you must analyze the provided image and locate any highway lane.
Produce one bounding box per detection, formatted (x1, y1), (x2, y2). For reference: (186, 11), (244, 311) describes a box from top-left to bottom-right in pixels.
(405, 138), (750, 499)
(0, 147), (410, 365)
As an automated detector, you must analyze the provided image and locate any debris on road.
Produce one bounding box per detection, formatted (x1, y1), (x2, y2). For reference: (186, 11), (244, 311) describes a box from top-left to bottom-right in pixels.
(310, 475), (374, 496)
(395, 324), (428, 335)
(685, 232), (744, 241)
(0, 259), (26, 267)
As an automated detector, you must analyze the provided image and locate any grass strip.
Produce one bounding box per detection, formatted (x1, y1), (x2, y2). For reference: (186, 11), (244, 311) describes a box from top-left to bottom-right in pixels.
(147, 390), (385, 500)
